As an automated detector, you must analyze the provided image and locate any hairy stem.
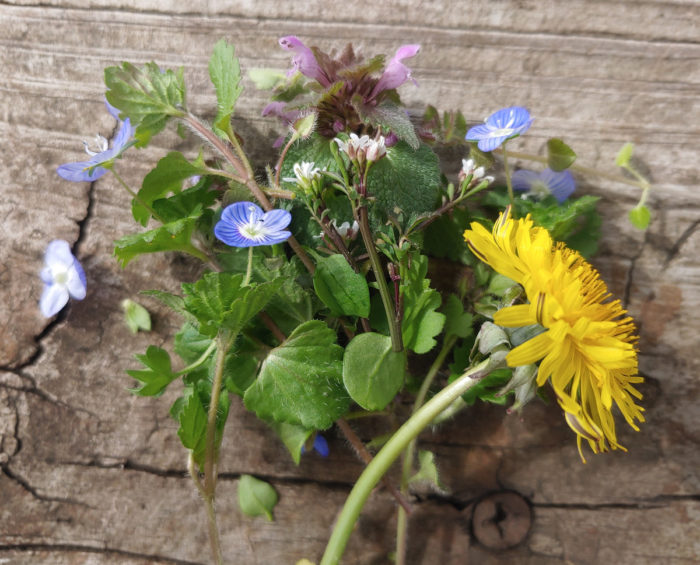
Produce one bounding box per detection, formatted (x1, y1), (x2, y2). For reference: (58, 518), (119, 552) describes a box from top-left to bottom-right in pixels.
(111, 169), (165, 223)
(320, 359), (490, 565)
(501, 142), (516, 212)
(357, 206), (403, 352)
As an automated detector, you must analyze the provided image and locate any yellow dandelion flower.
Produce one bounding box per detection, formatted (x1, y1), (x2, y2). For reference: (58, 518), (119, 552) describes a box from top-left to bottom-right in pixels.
(464, 208), (644, 460)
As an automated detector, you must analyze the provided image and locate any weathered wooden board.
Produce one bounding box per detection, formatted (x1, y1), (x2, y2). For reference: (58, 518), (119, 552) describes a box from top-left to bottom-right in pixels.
(1, 2), (699, 564)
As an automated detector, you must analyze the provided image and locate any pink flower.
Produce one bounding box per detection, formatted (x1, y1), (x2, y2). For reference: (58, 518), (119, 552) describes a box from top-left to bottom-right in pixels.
(370, 44), (420, 98)
(279, 36), (331, 87)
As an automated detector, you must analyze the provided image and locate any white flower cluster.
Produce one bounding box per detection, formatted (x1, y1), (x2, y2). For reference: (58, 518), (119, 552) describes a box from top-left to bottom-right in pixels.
(334, 133), (386, 162)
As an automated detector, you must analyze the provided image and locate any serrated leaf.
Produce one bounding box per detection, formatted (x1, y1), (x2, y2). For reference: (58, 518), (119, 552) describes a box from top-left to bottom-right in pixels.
(182, 273), (284, 337)
(105, 62), (186, 146)
(268, 421), (313, 465)
(615, 142), (635, 167)
(126, 345), (177, 396)
(401, 254), (446, 354)
(342, 332), (406, 411)
(133, 152), (208, 225)
(177, 389), (208, 464)
(238, 475), (278, 521)
(121, 298), (151, 333)
(313, 254), (370, 317)
(628, 204), (651, 230)
(243, 320), (348, 429)
(547, 138), (577, 171)
(443, 294), (473, 339)
(209, 39), (244, 134)
(141, 289), (195, 322)
(114, 216), (204, 267)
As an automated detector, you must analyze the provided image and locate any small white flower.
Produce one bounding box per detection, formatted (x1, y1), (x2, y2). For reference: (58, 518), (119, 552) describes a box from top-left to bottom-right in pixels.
(39, 240), (87, 317)
(283, 161), (323, 192)
(333, 220), (359, 239)
(333, 133), (371, 159)
(366, 136), (387, 162)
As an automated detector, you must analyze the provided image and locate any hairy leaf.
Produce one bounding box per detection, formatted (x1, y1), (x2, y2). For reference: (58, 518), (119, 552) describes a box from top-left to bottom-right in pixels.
(238, 475), (278, 521)
(126, 345), (177, 396)
(313, 254), (370, 317)
(209, 39), (244, 134)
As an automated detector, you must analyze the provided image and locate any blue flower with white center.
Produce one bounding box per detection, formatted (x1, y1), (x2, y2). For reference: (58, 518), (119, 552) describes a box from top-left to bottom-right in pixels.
(214, 202), (292, 248)
(465, 106), (533, 152)
(57, 101), (134, 182)
(39, 240), (87, 318)
(512, 167), (576, 203)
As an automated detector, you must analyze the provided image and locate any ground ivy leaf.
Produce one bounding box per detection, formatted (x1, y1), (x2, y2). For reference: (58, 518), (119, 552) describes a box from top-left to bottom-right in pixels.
(547, 138), (577, 171)
(209, 39), (244, 134)
(243, 320), (348, 429)
(238, 475), (278, 521)
(133, 152), (208, 225)
(313, 254), (370, 317)
(126, 345), (177, 396)
(114, 217), (203, 267)
(342, 332), (406, 411)
(104, 62), (186, 146)
(177, 389), (208, 465)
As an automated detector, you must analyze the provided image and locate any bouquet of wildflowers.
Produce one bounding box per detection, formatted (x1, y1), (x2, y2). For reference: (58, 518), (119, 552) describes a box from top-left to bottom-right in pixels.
(46, 37), (651, 564)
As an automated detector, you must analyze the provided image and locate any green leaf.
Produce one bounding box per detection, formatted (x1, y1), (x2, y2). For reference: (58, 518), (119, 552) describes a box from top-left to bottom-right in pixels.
(268, 421), (313, 465)
(121, 298), (151, 333)
(342, 332), (406, 411)
(182, 273), (284, 337)
(105, 62), (186, 146)
(546, 138), (577, 171)
(442, 294), (473, 339)
(408, 450), (444, 491)
(400, 254), (446, 354)
(222, 353), (259, 396)
(615, 142), (635, 167)
(177, 389), (208, 465)
(354, 98), (419, 149)
(628, 204), (651, 230)
(313, 254), (370, 317)
(209, 39), (244, 134)
(114, 216), (205, 267)
(133, 152), (208, 225)
(243, 320), (348, 429)
(126, 345), (177, 396)
(367, 141), (441, 223)
(238, 475), (278, 521)
(248, 68), (287, 90)
(152, 183), (217, 224)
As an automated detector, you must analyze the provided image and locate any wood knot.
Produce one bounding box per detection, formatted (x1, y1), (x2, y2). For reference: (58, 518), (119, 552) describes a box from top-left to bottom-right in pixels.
(471, 490), (532, 550)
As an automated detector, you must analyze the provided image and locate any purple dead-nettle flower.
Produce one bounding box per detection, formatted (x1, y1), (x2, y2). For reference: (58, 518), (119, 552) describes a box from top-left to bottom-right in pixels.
(214, 202), (292, 248)
(370, 44), (421, 99)
(279, 36), (331, 87)
(39, 240), (87, 318)
(512, 167), (576, 203)
(57, 102), (134, 182)
(465, 106), (533, 152)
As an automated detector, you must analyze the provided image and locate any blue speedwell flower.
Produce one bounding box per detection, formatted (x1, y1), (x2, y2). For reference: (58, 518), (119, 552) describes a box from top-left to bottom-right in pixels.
(465, 106), (533, 152)
(39, 240), (87, 318)
(214, 202), (292, 247)
(512, 167), (576, 203)
(57, 101), (134, 182)
(301, 435), (329, 458)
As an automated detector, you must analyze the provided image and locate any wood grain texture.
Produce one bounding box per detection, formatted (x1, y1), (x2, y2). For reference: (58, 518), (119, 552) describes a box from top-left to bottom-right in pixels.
(1, 2), (698, 564)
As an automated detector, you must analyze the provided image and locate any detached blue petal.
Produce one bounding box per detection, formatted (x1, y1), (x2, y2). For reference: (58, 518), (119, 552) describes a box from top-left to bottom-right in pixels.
(39, 239), (87, 317)
(313, 435), (329, 457)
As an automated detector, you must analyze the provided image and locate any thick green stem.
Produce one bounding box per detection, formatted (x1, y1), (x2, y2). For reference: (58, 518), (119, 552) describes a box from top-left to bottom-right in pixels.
(357, 206), (403, 352)
(395, 335), (457, 565)
(320, 360), (491, 565)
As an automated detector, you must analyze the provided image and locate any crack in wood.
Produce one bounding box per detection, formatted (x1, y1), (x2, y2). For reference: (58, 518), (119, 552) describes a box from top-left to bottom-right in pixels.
(1, 466), (93, 508)
(0, 543), (204, 565)
(664, 218), (700, 268)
